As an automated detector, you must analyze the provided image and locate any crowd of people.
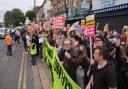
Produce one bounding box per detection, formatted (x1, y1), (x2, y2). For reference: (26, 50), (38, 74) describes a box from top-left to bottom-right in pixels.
(45, 25), (128, 89)
(21, 29), (46, 65)
(5, 24), (128, 89)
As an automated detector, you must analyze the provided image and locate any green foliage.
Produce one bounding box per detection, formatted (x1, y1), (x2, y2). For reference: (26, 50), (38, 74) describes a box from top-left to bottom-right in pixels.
(4, 8), (25, 27)
(25, 10), (35, 22)
(4, 11), (12, 26)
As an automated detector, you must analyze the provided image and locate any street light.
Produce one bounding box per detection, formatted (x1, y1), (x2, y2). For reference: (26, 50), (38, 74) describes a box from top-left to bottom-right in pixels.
(34, 0), (36, 22)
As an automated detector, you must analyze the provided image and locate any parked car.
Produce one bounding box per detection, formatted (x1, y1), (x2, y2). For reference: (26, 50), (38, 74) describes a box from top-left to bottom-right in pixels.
(0, 28), (6, 38)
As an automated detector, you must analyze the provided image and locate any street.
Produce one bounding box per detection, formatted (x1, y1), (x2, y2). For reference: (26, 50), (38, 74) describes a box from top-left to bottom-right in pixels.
(0, 39), (41, 89)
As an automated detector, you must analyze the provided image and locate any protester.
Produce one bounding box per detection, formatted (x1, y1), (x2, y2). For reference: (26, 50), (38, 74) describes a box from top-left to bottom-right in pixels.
(26, 32), (31, 51)
(120, 30), (127, 44)
(76, 45), (89, 89)
(43, 26), (128, 89)
(16, 29), (21, 44)
(38, 31), (45, 57)
(106, 30), (114, 42)
(33, 31), (39, 56)
(58, 40), (66, 61)
(5, 33), (13, 56)
(86, 46), (117, 89)
(22, 33), (27, 51)
(94, 36), (105, 47)
(63, 38), (79, 81)
(56, 39), (63, 53)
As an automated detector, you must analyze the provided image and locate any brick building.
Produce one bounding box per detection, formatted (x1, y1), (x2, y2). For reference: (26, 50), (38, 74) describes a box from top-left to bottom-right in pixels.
(51, 0), (84, 15)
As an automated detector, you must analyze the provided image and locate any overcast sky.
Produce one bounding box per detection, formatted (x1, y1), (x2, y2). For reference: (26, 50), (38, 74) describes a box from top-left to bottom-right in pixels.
(0, 0), (44, 22)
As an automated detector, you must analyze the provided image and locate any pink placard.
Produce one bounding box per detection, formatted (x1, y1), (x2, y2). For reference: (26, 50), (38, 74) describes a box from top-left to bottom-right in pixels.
(53, 16), (65, 29)
(86, 28), (95, 37)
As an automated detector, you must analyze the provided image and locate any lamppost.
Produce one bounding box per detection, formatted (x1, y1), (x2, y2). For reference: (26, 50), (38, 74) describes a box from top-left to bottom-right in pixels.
(34, 0), (36, 22)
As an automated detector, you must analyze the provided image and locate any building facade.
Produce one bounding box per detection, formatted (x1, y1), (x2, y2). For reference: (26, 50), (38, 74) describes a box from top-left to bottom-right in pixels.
(51, 0), (85, 15)
(36, 0), (52, 22)
(51, 0), (91, 25)
(36, 6), (44, 22)
(92, 0), (128, 32)
(52, 0), (66, 15)
(36, 0), (128, 32)
(51, 0), (128, 31)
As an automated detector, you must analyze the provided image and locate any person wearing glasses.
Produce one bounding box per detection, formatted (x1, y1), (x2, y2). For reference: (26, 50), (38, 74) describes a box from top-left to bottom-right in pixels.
(63, 38), (79, 82)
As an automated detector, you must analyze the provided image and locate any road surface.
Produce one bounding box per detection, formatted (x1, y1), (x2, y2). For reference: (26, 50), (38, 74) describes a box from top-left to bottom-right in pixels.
(0, 39), (42, 89)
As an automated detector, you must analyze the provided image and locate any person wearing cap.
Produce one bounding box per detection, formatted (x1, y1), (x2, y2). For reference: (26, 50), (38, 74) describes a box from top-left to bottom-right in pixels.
(95, 36), (115, 60)
(94, 36), (105, 47)
(5, 33), (13, 56)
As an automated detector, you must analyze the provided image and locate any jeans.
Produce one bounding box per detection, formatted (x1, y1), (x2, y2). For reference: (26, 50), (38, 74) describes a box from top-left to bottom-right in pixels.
(7, 45), (12, 56)
(31, 55), (36, 65)
(76, 67), (85, 89)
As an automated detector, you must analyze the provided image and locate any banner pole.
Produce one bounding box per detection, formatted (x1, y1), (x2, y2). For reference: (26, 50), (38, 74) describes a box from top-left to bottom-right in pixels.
(90, 37), (93, 59)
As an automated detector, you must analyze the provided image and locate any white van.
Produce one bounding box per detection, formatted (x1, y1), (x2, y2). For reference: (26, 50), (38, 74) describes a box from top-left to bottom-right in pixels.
(0, 28), (6, 38)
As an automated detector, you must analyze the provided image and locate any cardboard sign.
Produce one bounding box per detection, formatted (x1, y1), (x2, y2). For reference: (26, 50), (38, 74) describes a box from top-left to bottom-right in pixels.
(86, 15), (95, 59)
(86, 15), (95, 37)
(53, 16), (65, 29)
(75, 25), (82, 33)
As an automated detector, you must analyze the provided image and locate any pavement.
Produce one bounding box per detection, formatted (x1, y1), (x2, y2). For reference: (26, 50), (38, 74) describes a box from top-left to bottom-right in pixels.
(0, 39), (52, 89)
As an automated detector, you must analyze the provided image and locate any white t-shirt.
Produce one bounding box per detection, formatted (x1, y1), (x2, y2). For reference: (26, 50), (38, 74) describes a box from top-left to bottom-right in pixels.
(26, 35), (30, 46)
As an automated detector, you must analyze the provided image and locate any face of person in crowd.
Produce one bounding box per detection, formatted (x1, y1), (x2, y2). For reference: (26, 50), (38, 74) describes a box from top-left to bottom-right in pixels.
(94, 48), (103, 62)
(108, 31), (113, 36)
(59, 40), (63, 47)
(95, 38), (104, 47)
(79, 46), (86, 54)
(67, 24), (70, 29)
(64, 40), (72, 50)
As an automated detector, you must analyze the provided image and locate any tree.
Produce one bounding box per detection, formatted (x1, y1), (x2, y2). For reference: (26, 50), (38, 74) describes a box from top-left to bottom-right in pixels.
(25, 10), (35, 22)
(11, 8), (25, 26)
(4, 11), (13, 26)
(4, 8), (25, 27)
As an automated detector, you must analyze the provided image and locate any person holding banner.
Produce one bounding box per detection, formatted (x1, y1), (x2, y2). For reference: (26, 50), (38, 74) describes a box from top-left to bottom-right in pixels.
(86, 46), (117, 89)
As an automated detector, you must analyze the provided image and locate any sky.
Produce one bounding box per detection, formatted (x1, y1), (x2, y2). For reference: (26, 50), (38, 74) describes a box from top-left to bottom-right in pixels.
(0, 0), (44, 22)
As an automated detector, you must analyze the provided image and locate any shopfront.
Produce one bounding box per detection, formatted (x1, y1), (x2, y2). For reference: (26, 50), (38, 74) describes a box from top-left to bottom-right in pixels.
(92, 0), (128, 32)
